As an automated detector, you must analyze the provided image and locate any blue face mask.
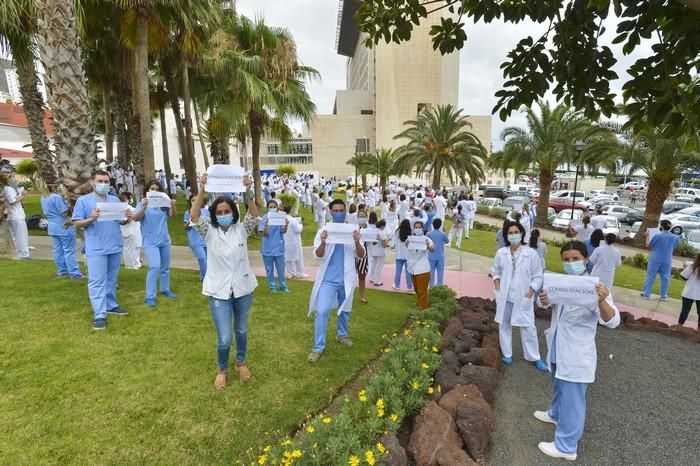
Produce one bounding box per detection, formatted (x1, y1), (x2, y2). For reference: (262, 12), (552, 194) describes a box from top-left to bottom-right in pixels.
(414, 228), (424, 236)
(358, 218), (367, 225)
(95, 183), (109, 196)
(563, 260), (586, 275)
(217, 214), (234, 228)
(332, 212), (346, 223)
(507, 234), (522, 246)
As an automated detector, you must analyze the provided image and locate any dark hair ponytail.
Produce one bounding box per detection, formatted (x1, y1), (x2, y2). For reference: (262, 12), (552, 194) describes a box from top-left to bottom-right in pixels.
(398, 219), (412, 242)
(529, 228), (540, 249)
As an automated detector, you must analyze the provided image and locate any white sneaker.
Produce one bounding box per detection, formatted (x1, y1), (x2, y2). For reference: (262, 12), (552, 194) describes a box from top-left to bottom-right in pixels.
(533, 411), (557, 425)
(538, 442), (576, 461)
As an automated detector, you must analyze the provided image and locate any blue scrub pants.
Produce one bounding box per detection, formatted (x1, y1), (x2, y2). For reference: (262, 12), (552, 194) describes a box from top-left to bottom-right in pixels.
(86, 253), (121, 319)
(429, 257), (445, 287)
(642, 260), (671, 298)
(144, 244), (172, 299)
(394, 259), (412, 290)
(547, 363), (589, 455)
(210, 294), (252, 370)
(262, 254), (287, 290)
(189, 244), (207, 280)
(51, 235), (82, 277)
(313, 282), (350, 352)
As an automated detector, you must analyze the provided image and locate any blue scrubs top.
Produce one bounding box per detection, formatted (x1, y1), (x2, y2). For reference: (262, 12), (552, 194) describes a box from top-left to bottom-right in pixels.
(41, 193), (75, 237)
(183, 209), (209, 248)
(649, 232), (680, 264)
(72, 193), (123, 255)
(426, 211), (436, 231)
(136, 202), (171, 247)
(427, 230), (448, 261)
(258, 214), (285, 256)
(496, 231), (506, 249)
(323, 245), (345, 285)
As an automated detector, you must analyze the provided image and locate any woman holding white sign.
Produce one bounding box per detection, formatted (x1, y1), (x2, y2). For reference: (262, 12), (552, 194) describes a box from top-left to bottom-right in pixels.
(133, 180), (177, 307)
(258, 200), (289, 293)
(491, 221), (547, 372)
(535, 240), (620, 461)
(403, 220), (435, 310)
(190, 173), (259, 389)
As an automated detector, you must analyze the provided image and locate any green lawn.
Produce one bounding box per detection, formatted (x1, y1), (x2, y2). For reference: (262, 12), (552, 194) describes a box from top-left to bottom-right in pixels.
(23, 193), (319, 249)
(448, 224), (684, 299)
(0, 259), (413, 465)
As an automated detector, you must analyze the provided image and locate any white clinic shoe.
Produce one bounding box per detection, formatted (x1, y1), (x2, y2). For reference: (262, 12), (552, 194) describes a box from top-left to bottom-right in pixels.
(538, 442), (577, 461)
(534, 410), (557, 425)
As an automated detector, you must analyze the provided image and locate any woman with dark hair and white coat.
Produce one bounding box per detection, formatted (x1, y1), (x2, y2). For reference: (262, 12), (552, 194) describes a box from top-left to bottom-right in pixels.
(491, 220), (547, 372)
(535, 240), (620, 461)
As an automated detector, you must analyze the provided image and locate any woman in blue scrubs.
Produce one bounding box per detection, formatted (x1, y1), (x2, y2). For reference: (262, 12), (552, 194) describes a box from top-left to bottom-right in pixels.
(133, 180), (177, 307)
(258, 199), (289, 293)
(40, 184), (84, 278)
(184, 197), (209, 280)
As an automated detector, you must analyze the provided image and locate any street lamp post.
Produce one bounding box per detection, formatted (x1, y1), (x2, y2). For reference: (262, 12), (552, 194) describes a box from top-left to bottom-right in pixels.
(570, 140), (586, 220)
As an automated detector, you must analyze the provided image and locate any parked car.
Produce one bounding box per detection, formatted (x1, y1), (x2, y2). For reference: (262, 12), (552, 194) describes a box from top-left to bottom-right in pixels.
(618, 181), (646, 190)
(601, 205), (633, 221)
(549, 190), (586, 212)
(482, 186), (509, 200)
(477, 184), (501, 197)
(496, 196), (528, 213)
(628, 221), (641, 240)
(665, 206), (700, 219)
(668, 215), (700, 235)
(674, 187), (700, 203)
(508, 184), (530, 195)
(663, 200), (693, 215)
(552, 209), (583, 230)
(529, 188), (540, 198)
(587, 190), (620, 201)
(547, 207), (556, 224)
(478, 197), (502, 208)
(620, 207), (645, 225)
(597, 215), (621, 236)
(683, 230), (700, 251)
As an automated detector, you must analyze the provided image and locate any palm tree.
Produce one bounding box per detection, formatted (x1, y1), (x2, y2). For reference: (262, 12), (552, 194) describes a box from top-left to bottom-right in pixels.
(494, 101), (594, 226)
(200, 15), (318, 207)
(394, 104), (488, 190)
(585, 125), (700, 244)
(35, 0), (97, 202)
(372, 148), (406, 190)
(0, 0), (57, 185)
(346, 152), (375, 191)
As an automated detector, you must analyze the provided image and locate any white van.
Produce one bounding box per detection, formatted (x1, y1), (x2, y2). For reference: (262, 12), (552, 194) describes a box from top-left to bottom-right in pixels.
(674, 188), (700, 203)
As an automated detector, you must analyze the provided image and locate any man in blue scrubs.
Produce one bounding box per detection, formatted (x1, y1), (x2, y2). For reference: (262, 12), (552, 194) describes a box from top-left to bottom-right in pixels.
(641, 219), (680, 301)
(40, 184), (84, 278)
(73, 170), (132, 330)
(427, 218), (449, 287)
(183, 198), (210, 280)
(258, 200), (289, 292)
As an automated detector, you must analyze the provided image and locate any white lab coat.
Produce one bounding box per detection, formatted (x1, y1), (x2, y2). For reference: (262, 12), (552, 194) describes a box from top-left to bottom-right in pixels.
(308, 228), (364, 316)
(589, 244), (621, 288)
(283, 216), (303, 262)
(120, 209), (142, 268)
(543, 294), (620, 383)
(386, 210), (399, 233)
(434, 196), (447, 220)
(680, 264), (700, 300)
(491, 246), (544, 327)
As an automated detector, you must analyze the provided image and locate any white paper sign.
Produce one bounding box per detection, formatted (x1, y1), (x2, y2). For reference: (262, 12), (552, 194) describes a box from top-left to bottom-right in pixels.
(205, 164), (245, 193)
(543, 272), (599, 308)
(325, 223), (358, 245)
(407, 235), (428, 251)
(360, 227), (380, 243)
(267, 211), (287, 226)
(647, 227), (660, 242)
(146, 191), (171, 208)
(96, 202), (129, 222)
(570, 219), (583, 229)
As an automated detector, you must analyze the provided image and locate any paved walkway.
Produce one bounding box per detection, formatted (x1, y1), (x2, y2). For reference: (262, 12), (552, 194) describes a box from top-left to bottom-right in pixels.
(18, 236), (697, 327)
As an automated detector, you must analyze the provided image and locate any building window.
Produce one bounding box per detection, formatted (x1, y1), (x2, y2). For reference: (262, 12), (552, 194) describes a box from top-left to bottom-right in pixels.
(417, 103), (432, 115)
(355, 138), (370, 154)
(360, 109), (373, 115)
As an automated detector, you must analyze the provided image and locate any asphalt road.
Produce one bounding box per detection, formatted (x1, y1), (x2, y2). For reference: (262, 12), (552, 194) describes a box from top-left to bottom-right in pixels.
(488, 319), (699, 465)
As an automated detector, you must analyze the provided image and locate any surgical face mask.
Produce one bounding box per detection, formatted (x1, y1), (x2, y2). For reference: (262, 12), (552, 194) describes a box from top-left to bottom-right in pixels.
(269, 206), (277, 212)
(217, 214), (234, 228)
(563, 260), (586, 276)
(94, 183), (109, 196)
(332, 212), (346, 223)
(358, 218), (367, 225)
(507, 234), (522, 246)
(414, 227), (424, 236)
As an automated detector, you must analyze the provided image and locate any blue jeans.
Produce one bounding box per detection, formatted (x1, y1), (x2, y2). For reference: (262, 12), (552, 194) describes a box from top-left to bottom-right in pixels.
(210, 293), (253, 370)
(51, 235), (82, 277)
(429, 257), (445, 287)
(144, 244), (172, 300)
(86, 252), (121, 319)
(642, 260), (671, 298)
(313, 282), (351, 352)
(189, 244), (207, 280)
(394, 259), (412, 289)
(548, 364), (588, 454)
(262, 254), (287, 290)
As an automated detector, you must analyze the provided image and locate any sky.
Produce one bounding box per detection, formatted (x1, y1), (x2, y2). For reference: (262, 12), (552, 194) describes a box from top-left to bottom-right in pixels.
(236, 0), (653, 149)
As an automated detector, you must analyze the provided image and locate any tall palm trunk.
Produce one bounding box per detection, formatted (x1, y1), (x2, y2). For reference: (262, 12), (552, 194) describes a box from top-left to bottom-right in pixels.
(35, 0), (97, 203)
(132, 12), (155, 187)
(101, 78), (114, 164)
(250, 117), (263, 208)
(634, 175), (672, 247)
(162, 56), (187, 171)
(181, 60), (198, 195)
(431, 166), (441, 190)
(115, 47), (133, 168)
(130, 60), (144, 189)
(14, 48), (57, 185)
(157, 83), (172, 184)
(535, 170), (554, 227)
(193, 102), (210, 168)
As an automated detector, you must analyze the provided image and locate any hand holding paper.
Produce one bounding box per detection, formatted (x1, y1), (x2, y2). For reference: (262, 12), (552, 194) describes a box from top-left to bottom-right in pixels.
(267, 211), (287, 226)
(146, 191), (172, 208)
(407, 235), (428, 251)
(96, 202), (129, 222)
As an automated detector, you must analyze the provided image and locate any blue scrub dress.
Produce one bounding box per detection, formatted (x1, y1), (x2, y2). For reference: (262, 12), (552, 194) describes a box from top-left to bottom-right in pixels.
(137, 203), (173, 301)
(41, 192), (82, 277)
(258, 214), (287, 291)
(184, 209), (209, 280)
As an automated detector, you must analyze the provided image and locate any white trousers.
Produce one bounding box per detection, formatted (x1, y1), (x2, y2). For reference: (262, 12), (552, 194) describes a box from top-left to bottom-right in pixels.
(8, 219), (30, 258)
(122, 236), (141, 269)
(499, 301), (541, 361)
(448, 226), (463, 248)
(368, 255), (385, 283)
(464, 217), (474, 238)
(285, 259), (305, 277)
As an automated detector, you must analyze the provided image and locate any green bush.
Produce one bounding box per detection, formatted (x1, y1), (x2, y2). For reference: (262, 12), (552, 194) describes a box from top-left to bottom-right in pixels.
(476, 205), (490, 215)
(623, 253), (648, 269)
(278, 193), (298, 210)
(256, 287), (458, 465)
(676, 240), (698, 258)
(489, 208), (508, 219)
(474, 221), (499, 232)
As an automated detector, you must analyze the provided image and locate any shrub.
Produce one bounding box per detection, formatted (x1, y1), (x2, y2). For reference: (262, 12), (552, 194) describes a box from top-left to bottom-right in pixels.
(256, 287), (458, 465)
(623, 253), (648, 269)
(277, 165), (297, 178)
(278, 193), (298, 210)
(489, 208), (507, 219)
(476, 205), (490, 215)
(676, 240), (698, 258)
(474, 221), (499, 232)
